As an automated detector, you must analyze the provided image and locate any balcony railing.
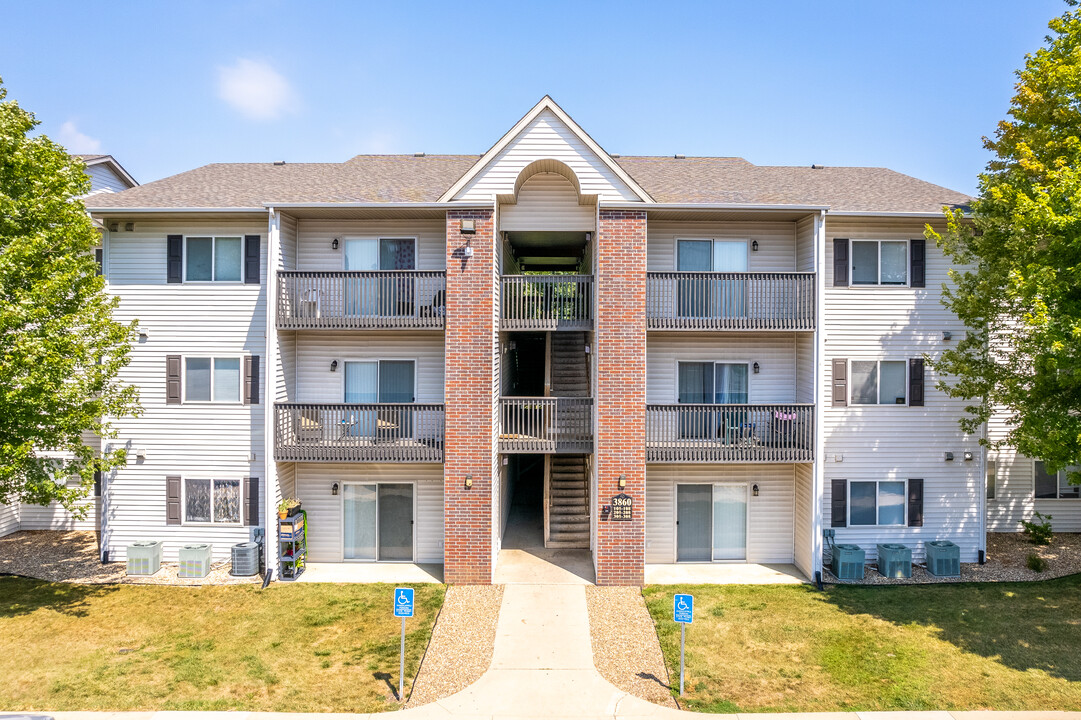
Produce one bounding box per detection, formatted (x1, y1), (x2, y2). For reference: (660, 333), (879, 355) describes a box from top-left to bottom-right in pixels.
(501, 275), (593, 330)
(274, 403), (444, 462)
(647, 272), (815, 330)
(499, 397), (593, 453)
(646, 404), (814, 462)
(277, 271), (446, 330)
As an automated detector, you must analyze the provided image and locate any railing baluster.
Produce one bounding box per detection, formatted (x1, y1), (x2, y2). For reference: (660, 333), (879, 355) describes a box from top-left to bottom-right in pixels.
(646, 272), (816, 331)
(276, 271), (446, 330)
(644, 403), (814, 463)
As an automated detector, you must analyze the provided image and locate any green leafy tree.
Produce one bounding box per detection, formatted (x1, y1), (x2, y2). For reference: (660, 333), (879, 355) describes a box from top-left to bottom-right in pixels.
(0, 79), (139, 513)
(927, 3), (1081, 482)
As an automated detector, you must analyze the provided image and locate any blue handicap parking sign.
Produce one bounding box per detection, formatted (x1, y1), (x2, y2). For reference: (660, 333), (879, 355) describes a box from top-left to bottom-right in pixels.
(394, 587), (414, 618)
(674, 593), (693, 624)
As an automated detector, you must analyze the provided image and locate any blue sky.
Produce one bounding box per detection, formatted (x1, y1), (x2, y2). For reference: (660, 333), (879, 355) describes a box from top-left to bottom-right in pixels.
(0, 1), (1065, 195)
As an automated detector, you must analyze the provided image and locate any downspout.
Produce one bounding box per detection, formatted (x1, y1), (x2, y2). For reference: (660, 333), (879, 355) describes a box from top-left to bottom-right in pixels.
(264, 207), (280, 580)
(812, 209), (827, 580)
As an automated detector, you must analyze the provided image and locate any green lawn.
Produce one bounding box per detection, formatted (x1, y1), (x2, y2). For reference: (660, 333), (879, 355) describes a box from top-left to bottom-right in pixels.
(644, 575), (1081, 713)
(0, 577), (443, 712)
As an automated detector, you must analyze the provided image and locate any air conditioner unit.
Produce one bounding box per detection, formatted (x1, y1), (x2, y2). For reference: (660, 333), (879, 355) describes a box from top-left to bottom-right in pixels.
(925, 540), (961, 577)
(230, 541), (261, 577)
(126, 540), (163, 576)
(876, 543), (912, 579)
(831, 543), (865, 580)
(178, 543), (213, 578)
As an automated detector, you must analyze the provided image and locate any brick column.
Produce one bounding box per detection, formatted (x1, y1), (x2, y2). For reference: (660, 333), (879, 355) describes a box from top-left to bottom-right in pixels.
(595, 209), (647, 585)
(443, 208), (498, 584)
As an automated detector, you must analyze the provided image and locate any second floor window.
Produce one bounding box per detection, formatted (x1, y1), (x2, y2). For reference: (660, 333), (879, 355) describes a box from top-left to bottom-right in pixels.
(851, 360), (907, 405)
(677, 362), (749, 404)
(185, 357), (241, 402)
(852, 240), (908, 286)
(186, 236), (242, 282)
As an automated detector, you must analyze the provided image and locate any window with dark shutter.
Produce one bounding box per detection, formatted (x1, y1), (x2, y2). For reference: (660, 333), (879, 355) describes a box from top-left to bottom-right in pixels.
(244, 356), (260, 405)
(907, 478), (924, 527)
(245, 477), (260, 526)
(167, 235), (183, 283)
(832, 358), (848, 407)
(244, 235), (260, 284)
(166, 475), (182, 525)
(93, 470), (102, 497)
(166, 355), (182, 404)
(909, 358), (925, 406)
(95, 248), (103, 277)
(833, 239), (849, 287)
(831, 478), (848, 527)
(910, 239), (926, 288)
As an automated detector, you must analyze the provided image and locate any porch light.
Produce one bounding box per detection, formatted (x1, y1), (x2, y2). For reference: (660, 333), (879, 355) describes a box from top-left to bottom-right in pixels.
(330, 360), (338, 372)
(465, 474), (473, 489)
(460, 219), (476, 234)
(752, 484), (759, 497)
(942, 330), (953, 341)
(332, 482), (339, 496)
(944, 452), (955, 461)
(753, 362), (760, 374)
(752, 240), (759, 252)
(332, 238), (339, 250)
(964, 451), (974, 461)
(618, 474), (626, 489)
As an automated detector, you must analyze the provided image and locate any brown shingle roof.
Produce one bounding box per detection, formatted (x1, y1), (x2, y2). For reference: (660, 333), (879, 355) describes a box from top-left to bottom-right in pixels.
(86, 153), (970, 213)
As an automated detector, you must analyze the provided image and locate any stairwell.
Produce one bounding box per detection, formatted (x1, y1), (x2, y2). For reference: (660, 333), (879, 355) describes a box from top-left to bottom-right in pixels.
(549, 332), (589, 397)
(547, 331), (591, 548)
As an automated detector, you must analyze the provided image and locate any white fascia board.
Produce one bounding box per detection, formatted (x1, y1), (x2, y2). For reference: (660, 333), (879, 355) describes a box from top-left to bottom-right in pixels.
(86, 206), (266, 213)
(599, 201), (832, 212)
(828, 210), (967, 218)
(263, 201), (494, 209)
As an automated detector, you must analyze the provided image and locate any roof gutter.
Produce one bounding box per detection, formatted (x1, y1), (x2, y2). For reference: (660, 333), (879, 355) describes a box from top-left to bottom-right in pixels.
(86, 206), (266, 214)
(827, 210), (968, 218)
(263, 201), (495, 209)
(598, 201), (831, 212)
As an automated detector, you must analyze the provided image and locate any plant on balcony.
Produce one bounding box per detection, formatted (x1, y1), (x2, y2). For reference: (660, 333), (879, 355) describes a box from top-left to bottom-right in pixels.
(277, 497), (301, 520)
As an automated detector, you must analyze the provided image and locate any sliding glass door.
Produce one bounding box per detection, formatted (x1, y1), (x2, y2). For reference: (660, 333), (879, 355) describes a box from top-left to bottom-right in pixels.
(343, 483), (414, 561)
(677, 362), (749, 439)
(343, 238), (417, 317)
(343, 360), (415, 438)
(677, 239), (748, 318)
(676, 483), (748, 562)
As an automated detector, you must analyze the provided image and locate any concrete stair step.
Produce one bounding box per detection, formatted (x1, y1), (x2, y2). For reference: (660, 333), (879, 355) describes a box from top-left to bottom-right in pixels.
(549, 513), (590, 522)
(551, 497), (587, 506)
(548, 533), (589, 544)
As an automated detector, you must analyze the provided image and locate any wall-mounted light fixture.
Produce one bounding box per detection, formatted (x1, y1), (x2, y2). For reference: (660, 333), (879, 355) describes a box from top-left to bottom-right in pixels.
(752, 240), (759, 252)
(964, 451), (974, 461)
(752, 484), (760, 497)
(753, 362), (760, 374)
(330, 360), (338, 372)
(125, 222), (135, 232)
(618, 474), (626, 489)
(460, 219), (476, 234)
(108, 221), (119, 232)
(944, 451), (955, 461)
(332, 482), (339, 496)
(331, 238), (340, 250)
(942, 330), (953, 341)
(465, 474), (473, 489)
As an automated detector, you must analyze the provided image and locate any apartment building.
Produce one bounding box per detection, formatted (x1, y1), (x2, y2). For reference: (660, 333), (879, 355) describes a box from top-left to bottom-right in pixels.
(80, 97), (988, 585)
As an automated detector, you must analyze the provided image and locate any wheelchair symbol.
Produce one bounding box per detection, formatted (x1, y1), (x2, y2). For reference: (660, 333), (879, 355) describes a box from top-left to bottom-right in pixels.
(397, 591), (410, 605)
(677, 598), (690, 611)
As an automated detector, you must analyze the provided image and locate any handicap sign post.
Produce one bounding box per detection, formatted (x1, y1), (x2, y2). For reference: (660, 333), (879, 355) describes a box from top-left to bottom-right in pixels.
(673, 594), (694, 696)
(394, 588), (414, 701)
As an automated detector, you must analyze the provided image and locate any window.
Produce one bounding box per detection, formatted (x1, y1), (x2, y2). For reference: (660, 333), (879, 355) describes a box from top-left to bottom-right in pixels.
(185, 236), (242, 281)
(852, 240), (908, 286)
(986, 459), (997, 500)
(185, 357), (242, 402)
(851, 360), (907, 405)
(677, 362), (749, 404)
(1035, 461), (1081, 499)
(677, 239), (749, 318)
(185, 478), (241, 524)
(849, 480), (906, 526)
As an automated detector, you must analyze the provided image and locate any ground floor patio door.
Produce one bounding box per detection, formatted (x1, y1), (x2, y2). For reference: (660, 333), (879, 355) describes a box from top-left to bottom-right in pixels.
(676, 483), (748, 562)
(343, 483), (414, 561)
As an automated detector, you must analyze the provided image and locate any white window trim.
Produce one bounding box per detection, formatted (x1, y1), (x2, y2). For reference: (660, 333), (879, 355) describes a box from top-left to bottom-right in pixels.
(848, 479), (908, 527)
(181, 476), (244, 526)
(183, 355), (247, 404)
(674, 237), (751, 272)
(1033, 460), (1081, 499)
(183, 235), (245, 283)
(339, 480), (418, 563)
(340, 236), (420, 271)
(672, 481), (750, 563)
(849, 359), (909, 406)
(675, 360), (752, 404)
(850, 239), (910, 287)
(340, 358), (418, 403)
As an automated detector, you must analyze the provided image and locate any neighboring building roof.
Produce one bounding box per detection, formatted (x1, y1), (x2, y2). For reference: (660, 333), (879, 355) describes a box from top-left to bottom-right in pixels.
(72, 153), (139, 191)
(86, 154), (970, 214)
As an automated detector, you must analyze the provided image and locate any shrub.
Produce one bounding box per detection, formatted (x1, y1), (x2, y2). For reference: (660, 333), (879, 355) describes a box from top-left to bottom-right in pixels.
(1021, 511), (1053, 546)
(1026, 553), (1048, 573)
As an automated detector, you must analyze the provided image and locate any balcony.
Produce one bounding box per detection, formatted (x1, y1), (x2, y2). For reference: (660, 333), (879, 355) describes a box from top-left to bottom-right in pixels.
(646, 404), (814, 463)
(274, 403), (444, 462)
(499, 397), (593, 453)
(647, 272), (815, 331)
(501, 275), (593, 331)
(276, 271), (446, 330)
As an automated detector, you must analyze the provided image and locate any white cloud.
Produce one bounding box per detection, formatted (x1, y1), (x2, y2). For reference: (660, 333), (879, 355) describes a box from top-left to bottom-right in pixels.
(217, 58), (295, 120)
(57, 121), (101, 153)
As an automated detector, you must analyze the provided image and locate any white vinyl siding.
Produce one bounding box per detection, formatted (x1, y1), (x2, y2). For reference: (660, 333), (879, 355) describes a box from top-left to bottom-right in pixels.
(454, 108), (641, 202)
(85, 163), (134, 194)
(102, 218), (266, 564)
(19, 498), (98, 531)
(500, 172), (595, 232)
(794, 333), (815, 404)
(648, 221), (800, 272)
(293, 463), (443, 563)
(793, 463), (814, 577)
(295, 219), (445, 272)
(0, 504), (19, 537)
(823, 218), (981, 562)
(794, 215), (816, 272)
(646, 464), (796, 564)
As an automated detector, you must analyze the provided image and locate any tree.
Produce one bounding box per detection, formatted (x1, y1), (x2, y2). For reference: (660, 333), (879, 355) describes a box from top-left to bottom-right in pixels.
(927, 2), (1081, 481)
(0, 79), (139, 513)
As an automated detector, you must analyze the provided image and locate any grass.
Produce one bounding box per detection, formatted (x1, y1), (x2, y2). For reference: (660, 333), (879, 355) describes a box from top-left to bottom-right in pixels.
(644, 575), (1081, 713)
(0, 577), (443, 712)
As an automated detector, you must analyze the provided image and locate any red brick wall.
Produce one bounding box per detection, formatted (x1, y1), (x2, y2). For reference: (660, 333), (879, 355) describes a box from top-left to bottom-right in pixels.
(443, 209), (497, 584)
(595, 209), (647, 585)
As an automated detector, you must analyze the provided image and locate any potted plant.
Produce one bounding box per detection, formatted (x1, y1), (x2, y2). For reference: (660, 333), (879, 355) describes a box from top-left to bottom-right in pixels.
(277, 497), (301, 519)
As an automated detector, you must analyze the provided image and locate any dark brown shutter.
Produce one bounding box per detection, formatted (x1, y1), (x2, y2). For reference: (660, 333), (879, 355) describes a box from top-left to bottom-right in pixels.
(95, 248), (103, 277)
(93, 470), (102, 497)
(166, 355), (182, 404)
(909, 358), (925, 406)
(244, 356), (260, 405)
(831, 479), (848, 527)
(833, 238), (849, 287)
(244, 234), (260, 284)
(910, 239), (926, 288)
(166, 475), (182, 525)
(908, 478), (924, 527)
(832, 358), (848, 407)
(245, 477), (260, 526)
(167, 235), (183, 283)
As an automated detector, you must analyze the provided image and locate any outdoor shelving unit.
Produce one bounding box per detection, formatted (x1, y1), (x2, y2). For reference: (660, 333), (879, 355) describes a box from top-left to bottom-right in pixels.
(278, 511), (307, 581)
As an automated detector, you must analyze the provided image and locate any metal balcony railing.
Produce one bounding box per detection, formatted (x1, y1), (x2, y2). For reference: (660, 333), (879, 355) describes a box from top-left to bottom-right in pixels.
(274, 403), (444, 462)
(499, 397), (593, 453)
(646, 403), (814, 462)
(647, 272), (815, 330)
(276, 271), (446, 330)
(501, 275), (593, 330)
